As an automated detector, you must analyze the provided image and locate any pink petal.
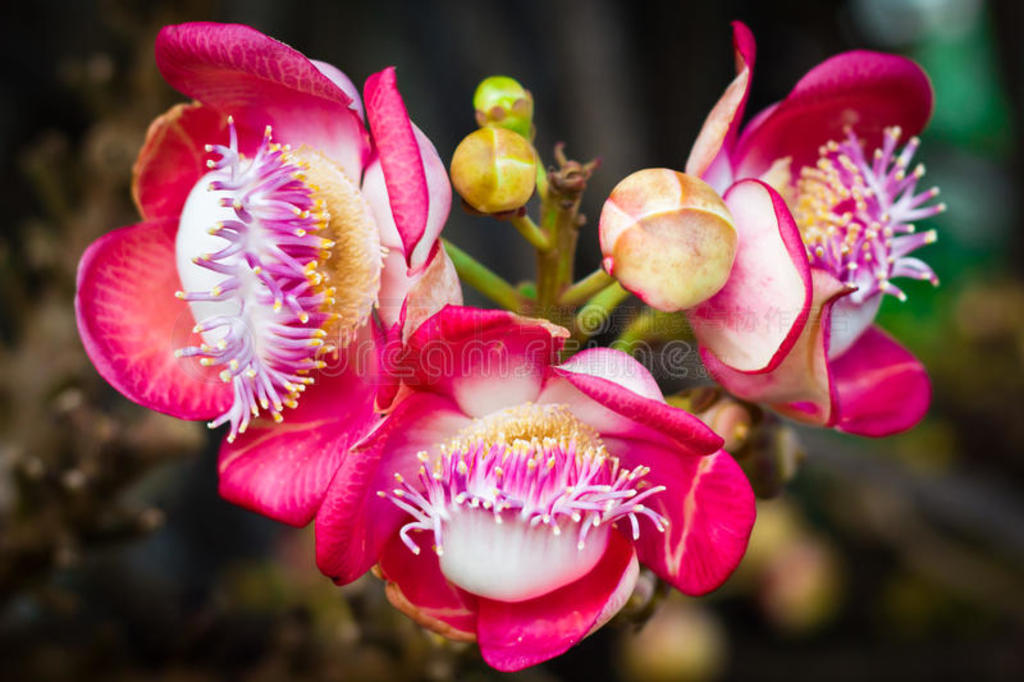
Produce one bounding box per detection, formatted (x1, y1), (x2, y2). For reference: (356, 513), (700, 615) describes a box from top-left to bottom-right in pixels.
(363, 67), (433, 266)
(832, 326), (931, 436)
(132, 102), (228, 222)
(363, 121), (452, 270)
(549, 348), (723, 454)
(476, 531), (638, 672)
(314, 392), (470, 584)
(734, 51), (933, 178)
(75, 219), (231, 420)
(378, 531), (478, 642)
(611, 442), (755, 596)
(685, 21), (756, 180)
(703, 268), (851, 426)
(217, 346), (383, 527)
(155, 22), (369, 180)
(689, 179), (812, 373)
(399, 307), (568, 418)
(311, 59), (364, 121)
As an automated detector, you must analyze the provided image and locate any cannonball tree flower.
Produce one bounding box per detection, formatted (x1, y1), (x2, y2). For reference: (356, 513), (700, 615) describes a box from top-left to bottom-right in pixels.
(74, 23), (459, 525)
(314, 307), (755, 671)
(665, 22), (940, 436)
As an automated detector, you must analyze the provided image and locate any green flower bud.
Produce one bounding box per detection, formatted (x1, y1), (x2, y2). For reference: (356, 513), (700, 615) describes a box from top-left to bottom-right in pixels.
(450, 127), (537, 214)
(473, 76), (534, 140)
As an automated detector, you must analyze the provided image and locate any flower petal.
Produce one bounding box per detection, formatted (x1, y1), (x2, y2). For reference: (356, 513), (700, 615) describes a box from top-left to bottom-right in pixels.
(399, 307), (568, 419)
(549, 348), (723, 454)
(132, 102), (228, 222)
(734, 50), (933, 177)
(476, 531), (638, 672)
(685, 21), (756, 181)
(155, 22), (369, 180)
(378, 531), (478, 642)
(363, 121), (452, 271)
(832, 325), (930, 436)
(364, 67), (443, 267)
(612, 442), (755, 596)
(689, 179), (812, 373)
(75, 219), (231, 419)
(702, 268), (850, 426)
(217, 344), (382, 527)
(314, 392), (470, 584)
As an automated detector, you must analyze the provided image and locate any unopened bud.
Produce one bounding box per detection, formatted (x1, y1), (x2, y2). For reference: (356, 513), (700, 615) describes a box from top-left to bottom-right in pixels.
(450, 127), (537, 214)
(600, 169), (737, 312)
(473, 76), (534, 140)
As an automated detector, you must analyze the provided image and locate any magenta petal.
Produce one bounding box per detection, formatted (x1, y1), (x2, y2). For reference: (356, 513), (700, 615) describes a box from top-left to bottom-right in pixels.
(734, 50), (933, 177)
(364, 67), (430, 266)
(550, 349), (723, 455)
(378, 531), (478, 642)
(614, 442), (755, 596)
(363, 122), (453, 272)
(689, 179), (812, 373)
(75, 219), (231, 419)
(314, 392), (470, 584)
(217, 351), (382, 526)
(685, 21), (756, 180)
(832, 326), (931, 436)
(155, 22), (369, 180)
(703, 268), (850, 426)
(132, 103), (228, 222)
(476, 531), (638, 672)
(400, 306), (567, 418)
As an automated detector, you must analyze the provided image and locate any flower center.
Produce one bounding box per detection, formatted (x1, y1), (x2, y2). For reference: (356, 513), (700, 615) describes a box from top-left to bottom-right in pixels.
(380, 404), (667, 602)
(791, 126), (944, 356)
(175, 119), (381, 441)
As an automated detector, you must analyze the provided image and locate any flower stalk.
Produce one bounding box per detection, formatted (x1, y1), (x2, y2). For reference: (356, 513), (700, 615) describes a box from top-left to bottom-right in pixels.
(443, 239), (525, 312)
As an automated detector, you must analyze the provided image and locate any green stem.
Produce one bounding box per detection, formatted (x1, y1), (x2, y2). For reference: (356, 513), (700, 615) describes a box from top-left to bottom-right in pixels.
(535, 159), (549, 201)
(535, 191), (581, 325)
(443, 239), (524, 312)
(509, 214), (551, 251)
(559, 269), (614, 307)
(574, 283), (631, 339)
(614, 308), (694, 352)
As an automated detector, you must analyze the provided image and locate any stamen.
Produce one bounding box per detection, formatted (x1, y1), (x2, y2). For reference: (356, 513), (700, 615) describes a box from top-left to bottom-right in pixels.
(378, 404), (667, 601)
(175, 121), (345, 442)
(793, 126), (942, 306)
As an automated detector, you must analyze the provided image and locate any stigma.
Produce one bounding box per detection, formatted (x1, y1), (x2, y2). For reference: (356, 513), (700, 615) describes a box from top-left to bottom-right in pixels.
(380, 404), (667, 602)
(175, 118), (382, 441)
(792, 126), (943, 355)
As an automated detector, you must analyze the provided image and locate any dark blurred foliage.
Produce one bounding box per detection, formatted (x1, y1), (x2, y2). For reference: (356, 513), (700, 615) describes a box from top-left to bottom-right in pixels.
(1, 0), (1023, 680)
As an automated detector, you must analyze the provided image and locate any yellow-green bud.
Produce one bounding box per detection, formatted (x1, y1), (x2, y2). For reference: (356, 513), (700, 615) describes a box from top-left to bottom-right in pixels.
(473, 76), (534, 140)
(450, 127), (537, 214)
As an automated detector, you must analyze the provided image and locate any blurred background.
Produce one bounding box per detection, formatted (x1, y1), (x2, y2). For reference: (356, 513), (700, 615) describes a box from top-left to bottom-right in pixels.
(1, 0), (1023, 679)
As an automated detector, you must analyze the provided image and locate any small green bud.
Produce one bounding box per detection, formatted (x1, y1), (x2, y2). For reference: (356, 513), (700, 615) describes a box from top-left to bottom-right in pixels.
(450, 127), (537, 214)
(473, 76), (534, 140)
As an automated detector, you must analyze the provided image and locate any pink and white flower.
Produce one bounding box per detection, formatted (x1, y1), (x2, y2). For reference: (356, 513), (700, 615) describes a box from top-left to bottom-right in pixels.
(313, 307), (755, 671)
(683, 22), (941, 436)
(74, 22), (459, 525)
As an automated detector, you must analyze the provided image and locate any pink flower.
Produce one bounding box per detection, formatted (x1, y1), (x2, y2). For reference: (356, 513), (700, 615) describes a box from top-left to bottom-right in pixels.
(74, 23), (460, 525)
(313, 307), (755, 671)
(683, 22), (941, 436)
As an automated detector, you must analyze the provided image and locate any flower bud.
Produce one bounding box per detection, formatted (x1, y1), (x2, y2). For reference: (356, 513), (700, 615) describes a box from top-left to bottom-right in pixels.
(473, 76), (534, 140)
(450, 127), (536, 214)
(600, 169), (737, 312)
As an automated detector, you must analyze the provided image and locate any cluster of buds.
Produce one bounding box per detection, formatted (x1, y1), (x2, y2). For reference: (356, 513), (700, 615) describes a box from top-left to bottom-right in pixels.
(450, 76), (537, 214)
